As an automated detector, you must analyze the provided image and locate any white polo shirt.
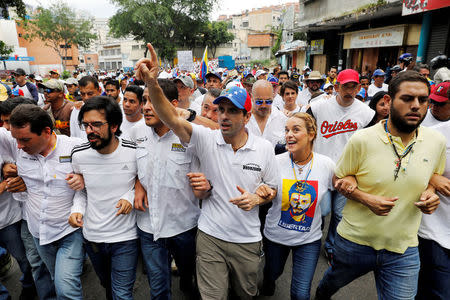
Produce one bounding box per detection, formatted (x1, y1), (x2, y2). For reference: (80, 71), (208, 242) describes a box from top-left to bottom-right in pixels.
(246, 108), (287, 147)
(310, 95), (375, 162)
(189, 124), (279, 243)
(273, 93), (284, 111)
(71, 138), (138, 243)
(0, 129), (83, 245)
(264, 152), (335, 246)
(0, 154), (22, 230)
(129, 123), (201, 240)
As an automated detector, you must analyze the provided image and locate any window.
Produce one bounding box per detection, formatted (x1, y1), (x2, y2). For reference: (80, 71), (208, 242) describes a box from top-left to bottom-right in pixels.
(62, 56), (73, 60)
(242, 21), (249, 27)
(60, 44), (72, 49)
(132, 45), (140, 50)
(87, 57), (91, 61)
(99, 62), (105, 69)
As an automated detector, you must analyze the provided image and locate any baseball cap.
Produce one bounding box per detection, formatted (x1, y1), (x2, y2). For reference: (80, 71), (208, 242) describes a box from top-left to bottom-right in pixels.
(225, 80), (244, 89)
(430, 82), (450, 103)
(38, 79), (64, 91)
(174, 75), (194, 89)
(337, 69), (359, 84)
(391, 65), (402, 72)
(373, 69), (386, 77)
(323, 83), (334, 90)
(242, 76), (256, 85)
(49, 69), (59, 75)
(213, 86), (252, 112)
(13, 68), (26, 76)
(35, 75), (43, 81)
(65, 78), (78, 85)
(302, 65), (311, 71)
(255, 70), (268, 78)
(205, 72), (222, 81)
(267, 76), (279, 85)
(356, 87), (366, 100)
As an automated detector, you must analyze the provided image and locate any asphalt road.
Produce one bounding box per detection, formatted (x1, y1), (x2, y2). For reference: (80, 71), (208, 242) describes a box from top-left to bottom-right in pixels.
(1, 216), (377, 299)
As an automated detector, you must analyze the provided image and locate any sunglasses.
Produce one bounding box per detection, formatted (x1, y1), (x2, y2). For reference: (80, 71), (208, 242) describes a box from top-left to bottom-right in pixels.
(44, 88), (57, 93)
(255, 99), (273, 105)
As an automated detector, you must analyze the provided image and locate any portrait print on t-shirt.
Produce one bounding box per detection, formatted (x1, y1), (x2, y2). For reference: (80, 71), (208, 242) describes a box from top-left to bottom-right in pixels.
(278, 179), (318, 232)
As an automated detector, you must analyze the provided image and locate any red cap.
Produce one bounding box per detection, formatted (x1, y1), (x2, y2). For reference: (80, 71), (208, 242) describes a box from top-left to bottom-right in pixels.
(337, 69), (359, 85)
(430, 82), (450, 103)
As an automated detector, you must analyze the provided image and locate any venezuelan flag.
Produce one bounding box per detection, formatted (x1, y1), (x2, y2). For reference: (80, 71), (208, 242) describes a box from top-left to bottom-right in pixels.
(199, 46), (208, 83)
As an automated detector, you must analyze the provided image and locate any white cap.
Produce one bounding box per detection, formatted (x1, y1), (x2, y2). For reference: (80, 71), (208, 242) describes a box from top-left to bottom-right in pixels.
(255, 69), (268, 78)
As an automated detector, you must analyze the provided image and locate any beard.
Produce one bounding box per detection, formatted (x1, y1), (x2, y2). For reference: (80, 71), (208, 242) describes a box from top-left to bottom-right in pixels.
(390, 105), (425, 133)
(88, 130), (113, 150)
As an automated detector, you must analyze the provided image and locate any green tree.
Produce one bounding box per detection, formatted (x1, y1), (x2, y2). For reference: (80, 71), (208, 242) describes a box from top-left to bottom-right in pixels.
(109, 0), (218, 61)
(201, 21), (234, 57)
(1, 0), (26, 20)
(0, 41), (14, 70)
(19, 2), (97, 71)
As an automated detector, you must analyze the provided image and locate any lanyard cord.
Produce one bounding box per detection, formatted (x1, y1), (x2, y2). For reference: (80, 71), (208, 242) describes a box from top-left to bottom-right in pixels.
(384, 121), (417, 180)
(290, 152), (314, 191)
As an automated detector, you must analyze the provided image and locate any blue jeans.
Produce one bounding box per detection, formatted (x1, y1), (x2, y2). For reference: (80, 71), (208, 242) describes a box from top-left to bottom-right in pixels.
(263, 238), (321, 300)
(324, 191), (347, 254)
(34, 229), (84, 300)
(319, 190), (332, 217)
(0, 221), (34, 298)
(21, 221), (56, 300)
(317, 234), (420, 300)
(138, 227), (197, 299)
(85, 238), (138, 300)
(416, 237), (450, 300)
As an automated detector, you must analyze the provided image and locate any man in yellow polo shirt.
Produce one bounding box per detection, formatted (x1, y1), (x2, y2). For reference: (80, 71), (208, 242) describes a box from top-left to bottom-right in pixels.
(315, 71), (446, 300)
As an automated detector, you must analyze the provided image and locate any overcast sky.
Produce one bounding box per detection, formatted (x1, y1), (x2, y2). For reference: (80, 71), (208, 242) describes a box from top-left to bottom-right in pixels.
(24, 0), (297, 20)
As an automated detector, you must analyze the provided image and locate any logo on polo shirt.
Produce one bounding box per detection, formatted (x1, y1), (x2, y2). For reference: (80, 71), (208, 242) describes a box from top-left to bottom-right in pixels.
(136, 136), (148, 144)
(171, 143), (186, 152)
(320, 120), (358, 138)
(243, 163), (261, 172)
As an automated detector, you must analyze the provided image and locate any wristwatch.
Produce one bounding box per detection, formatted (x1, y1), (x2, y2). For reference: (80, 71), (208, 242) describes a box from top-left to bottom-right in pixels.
(186, 109), (196, 122)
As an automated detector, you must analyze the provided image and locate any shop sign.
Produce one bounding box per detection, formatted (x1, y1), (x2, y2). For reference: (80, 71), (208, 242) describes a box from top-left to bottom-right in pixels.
(402, 0), (450, 16)
(310, 39), (324, 55)
(349, 27), (404, 49)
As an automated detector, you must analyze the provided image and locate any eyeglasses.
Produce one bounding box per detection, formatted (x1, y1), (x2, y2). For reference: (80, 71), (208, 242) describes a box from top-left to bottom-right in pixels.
(79, 121), (108, 131)
(255, 99), (273, 105)
(44, 88), (56, 94)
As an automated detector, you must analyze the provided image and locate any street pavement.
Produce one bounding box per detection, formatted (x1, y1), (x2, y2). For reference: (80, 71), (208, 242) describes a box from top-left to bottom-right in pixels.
(1, 216), (378, 299)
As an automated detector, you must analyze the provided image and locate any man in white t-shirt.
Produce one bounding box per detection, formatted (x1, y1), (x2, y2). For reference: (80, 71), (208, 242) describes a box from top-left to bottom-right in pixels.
(306, 69), (375, 262)
(273, 71), (290, 110)
(421, 82), (450, 127)
(120, 85), (144, 137)
(367, 69), (388, 100)
(297, 71), (324, 107)
(69, 97), (138, 300)
(135, 44), (278, 299)
(246, 80), (287, 147)
(70, 76), (102, 139)
(416, 82), (450, 300)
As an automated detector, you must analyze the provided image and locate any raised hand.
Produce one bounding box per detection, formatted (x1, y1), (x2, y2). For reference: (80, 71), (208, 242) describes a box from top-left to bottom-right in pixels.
(135, 43), (160, 84)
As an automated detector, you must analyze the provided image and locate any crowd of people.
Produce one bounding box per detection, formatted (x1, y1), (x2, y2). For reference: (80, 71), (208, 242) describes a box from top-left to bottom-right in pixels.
(0, 45), (449, 300)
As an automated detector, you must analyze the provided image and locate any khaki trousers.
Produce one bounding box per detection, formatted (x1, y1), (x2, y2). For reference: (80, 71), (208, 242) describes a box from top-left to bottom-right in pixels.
(196, 230), (263, 300)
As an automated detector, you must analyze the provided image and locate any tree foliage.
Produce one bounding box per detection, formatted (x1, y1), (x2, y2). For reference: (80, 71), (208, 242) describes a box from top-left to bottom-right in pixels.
(0, 0), (26, 20)
(109, 0), (218, 61)
(19, 2), (96, 70)
(200, 21), (234, 57)
(0, 41), (13, 58)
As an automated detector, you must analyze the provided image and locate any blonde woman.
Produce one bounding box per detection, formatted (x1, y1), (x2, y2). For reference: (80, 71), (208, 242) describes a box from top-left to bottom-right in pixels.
(258, 113), (335, 299)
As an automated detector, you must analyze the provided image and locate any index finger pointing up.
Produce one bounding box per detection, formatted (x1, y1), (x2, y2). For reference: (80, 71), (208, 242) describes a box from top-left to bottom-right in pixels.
(147, 43), (158, 65)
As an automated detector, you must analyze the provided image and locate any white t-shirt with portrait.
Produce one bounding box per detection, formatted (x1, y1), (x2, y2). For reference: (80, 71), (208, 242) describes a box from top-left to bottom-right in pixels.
(264, 152), (335, 246)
